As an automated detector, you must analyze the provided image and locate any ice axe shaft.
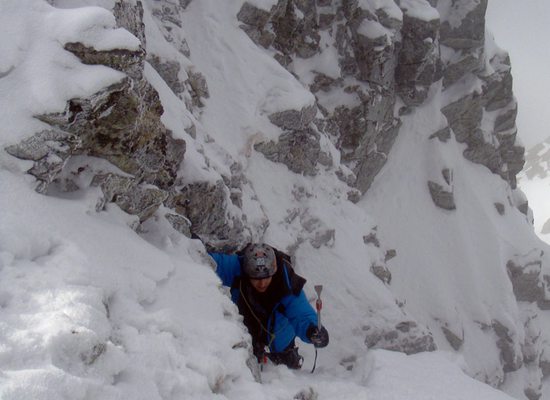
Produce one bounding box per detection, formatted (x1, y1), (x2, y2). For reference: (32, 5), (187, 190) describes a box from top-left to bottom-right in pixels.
(314, 285), (323, 329)
(311, 285), (323, 374)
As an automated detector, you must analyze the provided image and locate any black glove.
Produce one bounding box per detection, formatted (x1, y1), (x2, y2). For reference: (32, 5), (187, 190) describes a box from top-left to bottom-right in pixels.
(307, 325), (329, 348)
(253, 341), (267, 362)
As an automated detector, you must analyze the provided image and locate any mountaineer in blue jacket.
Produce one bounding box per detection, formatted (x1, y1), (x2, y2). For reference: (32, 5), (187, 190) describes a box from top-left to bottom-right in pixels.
(209, 243), (329, 369)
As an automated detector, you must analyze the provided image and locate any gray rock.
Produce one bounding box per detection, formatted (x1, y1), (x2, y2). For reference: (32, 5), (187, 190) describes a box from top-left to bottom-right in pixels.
(441, 93), (483, 144)
(494, 202), (505, 215)
(353, 117), (401, 193)
(494, 106), (517, 134)
(370, 264), (391, 284)
(481, 53), (513, 112)
(96, 174), (168, 222)
(441, 326), (463, 350)
(396, 10), (441, 106)
(364, 322), (436, 354)
(165, 180), (248, 251)
(240, 24), (275, 49)
(113, 1), (146, 50)
(427, 181), (456, 210)
(443, 53), (482, 88)
(5, 129), (80, 193)
(492, 320), (523, 373)
(255, 127), (322, 176)
(148, 0), (191, 57)
(165, 213), (192, 237)
(439, 0), (488, 50)
(64, 42), (144, 80)
(429, 127), (451, 142)
(148, 54), (186, 97)
(237, 2), (271, 27)
(441, 168), (452, 185)
(363, 232), (380, 247)
(384, 249), (396, 262)
(540, 358), (550, 378)
(310, 229), (335, 249)
(37, 76), (185, 190)
(187, 70), (210, 107)
(506, 259), (545, 304)
(268, 104), (317, 131)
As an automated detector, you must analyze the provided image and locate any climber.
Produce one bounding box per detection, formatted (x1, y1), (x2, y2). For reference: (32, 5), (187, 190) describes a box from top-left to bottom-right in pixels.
(209, 243), (329, 369)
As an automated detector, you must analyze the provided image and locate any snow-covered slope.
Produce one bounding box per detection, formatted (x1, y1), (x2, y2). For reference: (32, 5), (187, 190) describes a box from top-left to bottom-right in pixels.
(1, 1), (549, 400)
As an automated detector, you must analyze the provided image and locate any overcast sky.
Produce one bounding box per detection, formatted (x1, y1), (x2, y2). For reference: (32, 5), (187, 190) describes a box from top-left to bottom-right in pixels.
(486, 0), (550, 150)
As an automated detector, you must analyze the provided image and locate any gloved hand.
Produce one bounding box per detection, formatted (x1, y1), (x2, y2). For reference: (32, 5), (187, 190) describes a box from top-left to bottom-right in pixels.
(307, 325), (329, 348)
(253, 342), (267, 362)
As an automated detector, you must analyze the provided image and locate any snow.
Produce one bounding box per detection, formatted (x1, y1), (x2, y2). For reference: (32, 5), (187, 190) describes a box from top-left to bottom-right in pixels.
(519, 176), (550, 244)
(399, 0), (440, 21)
(0, 0), (546, 399)
(0, 0), (127, 146)
(357, 19), (395, 41)
(362, 83), (549, 383)
(357, 0), (403, 21)
(179, 0), (315, 157)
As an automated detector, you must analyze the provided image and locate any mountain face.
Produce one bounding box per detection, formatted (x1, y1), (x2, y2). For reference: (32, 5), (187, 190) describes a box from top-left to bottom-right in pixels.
(2, 0), (550, 399)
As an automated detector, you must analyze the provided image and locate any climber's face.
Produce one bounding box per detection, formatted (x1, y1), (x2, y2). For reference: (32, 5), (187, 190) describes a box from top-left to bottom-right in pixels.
(249, 263), (276, 293)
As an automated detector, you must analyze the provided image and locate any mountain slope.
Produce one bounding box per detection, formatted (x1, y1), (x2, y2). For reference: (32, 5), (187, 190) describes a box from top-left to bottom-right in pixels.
(1, 1), (549, 400)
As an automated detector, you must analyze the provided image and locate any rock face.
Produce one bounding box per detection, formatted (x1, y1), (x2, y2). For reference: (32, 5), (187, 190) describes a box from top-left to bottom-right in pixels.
(4, 0), (542, 398)
(236, 0), (524, 202)
(6, 2), (187, 229)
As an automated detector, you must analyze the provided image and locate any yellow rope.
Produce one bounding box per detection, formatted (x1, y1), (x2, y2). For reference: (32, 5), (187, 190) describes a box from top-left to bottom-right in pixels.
(239, 280), (289, 349)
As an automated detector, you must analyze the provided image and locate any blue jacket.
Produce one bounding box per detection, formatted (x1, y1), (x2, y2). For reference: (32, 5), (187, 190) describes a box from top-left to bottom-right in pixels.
(210, 251), (318, 353)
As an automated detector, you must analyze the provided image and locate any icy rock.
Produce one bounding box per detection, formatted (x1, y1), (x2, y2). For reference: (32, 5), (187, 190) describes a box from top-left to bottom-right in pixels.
(441, 326), (463, 350)
(148, 54), (187, 98)
(370, 264), (392, 284)
(443, 53), (482, 88)
(5, 129), (79, 193)
(439, 0), (488, 50)
(255, 127), (323, 176)
(494, 105), (517, 134)
(365, 321), (436, 354)
(427, 180), (456, 210)
(492, 320), (523, 373)
(481, 53), (513, 112)
(95, 174), (168, 222)
(396, 6), (442, 106)
(148, 0), (192, 57)
(441, 93), (483, 144)
(164, 213), (193, 237)
(237, 2), (271, 28)
(506, 253), (549, 308)
(429, 126), (451, 142)
(268, 104), (317, 131)
(166, 181), (248, 251)
(113, 0), (146, 50)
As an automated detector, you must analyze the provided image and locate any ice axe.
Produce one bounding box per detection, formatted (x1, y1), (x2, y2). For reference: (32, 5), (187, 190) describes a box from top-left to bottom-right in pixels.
(314, 285), (323, 329)
(311, 285), (323, 373)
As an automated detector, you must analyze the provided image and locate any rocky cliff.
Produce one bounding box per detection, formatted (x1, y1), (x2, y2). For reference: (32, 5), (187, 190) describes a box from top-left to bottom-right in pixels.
(5, 0), (550, 399)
